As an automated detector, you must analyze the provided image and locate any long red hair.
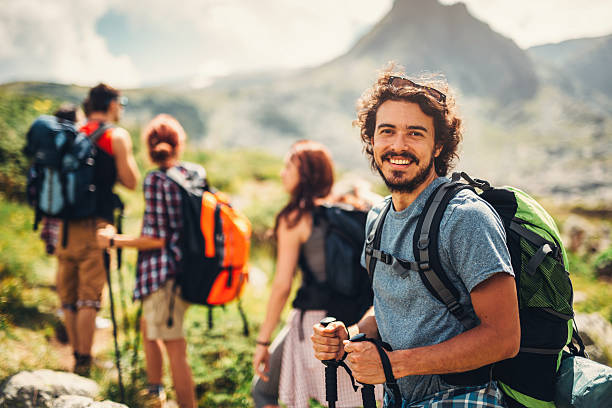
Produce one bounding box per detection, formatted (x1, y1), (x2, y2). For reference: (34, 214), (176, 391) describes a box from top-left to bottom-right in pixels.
(275, 140), (334, 234)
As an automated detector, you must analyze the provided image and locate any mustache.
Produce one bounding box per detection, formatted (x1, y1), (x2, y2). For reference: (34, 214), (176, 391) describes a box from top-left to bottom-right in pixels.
(381, 150), (419, 164)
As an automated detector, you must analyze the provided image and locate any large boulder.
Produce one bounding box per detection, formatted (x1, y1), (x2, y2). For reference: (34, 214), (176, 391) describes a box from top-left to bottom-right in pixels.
(0, 369), (127, 408)
(574, 312), (612, 365)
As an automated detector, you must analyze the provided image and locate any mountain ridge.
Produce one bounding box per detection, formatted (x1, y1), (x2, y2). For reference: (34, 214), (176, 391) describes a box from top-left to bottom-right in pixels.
(1, 0), (610, 203)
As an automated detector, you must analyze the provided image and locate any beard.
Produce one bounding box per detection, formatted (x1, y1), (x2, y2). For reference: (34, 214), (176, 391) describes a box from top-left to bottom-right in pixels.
(375, 150), (436, 193)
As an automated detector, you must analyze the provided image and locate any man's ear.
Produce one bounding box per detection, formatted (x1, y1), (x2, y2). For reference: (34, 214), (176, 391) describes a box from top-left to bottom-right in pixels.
(434, 143), (442, 158)
(107, 99), (117, 113)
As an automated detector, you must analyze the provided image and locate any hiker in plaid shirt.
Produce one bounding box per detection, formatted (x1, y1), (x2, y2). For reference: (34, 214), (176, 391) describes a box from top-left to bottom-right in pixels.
(133, 170), (183, 300)
(98, 114), (196, 408)
(312, 68), (520, 408)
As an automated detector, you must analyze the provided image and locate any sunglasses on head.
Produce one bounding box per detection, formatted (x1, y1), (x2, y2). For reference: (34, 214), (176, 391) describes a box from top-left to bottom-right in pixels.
(387, 76), (446, 104)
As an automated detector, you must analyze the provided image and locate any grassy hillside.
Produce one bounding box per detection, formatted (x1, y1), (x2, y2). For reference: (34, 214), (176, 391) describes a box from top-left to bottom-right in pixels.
(1, 86), (611, 408)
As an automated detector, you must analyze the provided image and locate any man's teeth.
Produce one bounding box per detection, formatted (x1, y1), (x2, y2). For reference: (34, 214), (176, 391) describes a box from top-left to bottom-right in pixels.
(389, 158), (412, 165)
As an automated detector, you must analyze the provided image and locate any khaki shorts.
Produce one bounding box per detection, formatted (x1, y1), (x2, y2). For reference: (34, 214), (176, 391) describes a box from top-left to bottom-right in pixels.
(56, 218), (109, 310)
(143, 279), (190, 340)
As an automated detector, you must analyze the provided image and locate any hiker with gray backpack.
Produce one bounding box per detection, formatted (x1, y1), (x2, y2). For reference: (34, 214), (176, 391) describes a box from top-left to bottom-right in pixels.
(24, 83), (139, 377)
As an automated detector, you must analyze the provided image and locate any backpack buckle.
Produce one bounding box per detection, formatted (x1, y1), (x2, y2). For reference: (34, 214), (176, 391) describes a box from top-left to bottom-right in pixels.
(418, 262), (430, 271)
(417, 236), (429, 250)
(380, 252), (393, 265)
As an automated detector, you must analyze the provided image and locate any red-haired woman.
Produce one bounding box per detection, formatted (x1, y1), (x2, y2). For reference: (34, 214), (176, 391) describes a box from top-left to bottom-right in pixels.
(98, 114), (197, 408)
(252, 140), (373, 408)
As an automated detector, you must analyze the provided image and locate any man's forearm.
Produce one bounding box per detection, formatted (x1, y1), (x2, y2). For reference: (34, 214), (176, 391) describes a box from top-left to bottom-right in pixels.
(390, 321), (518, 378)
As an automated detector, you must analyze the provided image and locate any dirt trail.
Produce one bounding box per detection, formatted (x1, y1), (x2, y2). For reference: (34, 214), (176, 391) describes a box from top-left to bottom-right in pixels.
(49, 324), (115, 371)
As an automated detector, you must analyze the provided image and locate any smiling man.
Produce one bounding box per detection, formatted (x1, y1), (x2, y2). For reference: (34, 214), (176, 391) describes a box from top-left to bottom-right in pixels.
(311, 69), (521, 407)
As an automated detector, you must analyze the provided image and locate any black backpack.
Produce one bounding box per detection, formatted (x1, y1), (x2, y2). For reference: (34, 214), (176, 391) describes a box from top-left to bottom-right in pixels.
(164, 163), (252, 335)
(23, 115), (113, 239)
(295, 204), (373, 328)
(365, 173), (585, 408)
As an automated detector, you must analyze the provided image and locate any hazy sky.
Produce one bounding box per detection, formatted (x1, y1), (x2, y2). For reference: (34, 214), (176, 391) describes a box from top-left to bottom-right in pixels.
(1, 0), (611, 88)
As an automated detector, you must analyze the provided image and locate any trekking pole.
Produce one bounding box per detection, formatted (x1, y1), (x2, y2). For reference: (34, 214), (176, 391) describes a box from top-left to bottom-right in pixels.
(104, 250), (125, 403)
(348, 333), (377, 408)
(130, 302), (143, 384)
(320, 317), (340, 408)
(112, 202), (131, 355)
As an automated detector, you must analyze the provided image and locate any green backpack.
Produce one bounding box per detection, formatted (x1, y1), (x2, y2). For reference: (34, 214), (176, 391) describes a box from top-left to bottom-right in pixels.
(365, 172), (586, 408)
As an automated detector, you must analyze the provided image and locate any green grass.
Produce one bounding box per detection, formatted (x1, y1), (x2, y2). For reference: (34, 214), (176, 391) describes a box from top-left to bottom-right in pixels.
(0, 195), (65, 379)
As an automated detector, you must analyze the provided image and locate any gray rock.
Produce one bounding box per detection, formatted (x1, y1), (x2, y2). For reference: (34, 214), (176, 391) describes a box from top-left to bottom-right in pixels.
(51, 395), (95, 408)
(575, 312), (612, 365)
(573, 290), (588, 304)
(88, 402), (129, 408)
(0, 370), (99, 408)
(51, 396), (128, 408)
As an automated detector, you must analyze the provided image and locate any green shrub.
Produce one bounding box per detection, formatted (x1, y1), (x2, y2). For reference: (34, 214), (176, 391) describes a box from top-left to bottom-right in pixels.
(594, 246), (612, 279)
(0, 92), (61, 201)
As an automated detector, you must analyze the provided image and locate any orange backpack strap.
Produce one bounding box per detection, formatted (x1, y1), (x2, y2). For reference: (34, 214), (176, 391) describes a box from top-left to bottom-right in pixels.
(201, 191), (218, 258)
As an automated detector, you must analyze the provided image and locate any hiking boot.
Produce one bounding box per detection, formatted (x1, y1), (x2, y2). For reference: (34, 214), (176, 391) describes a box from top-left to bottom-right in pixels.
(138, 388), (167, 408)
(73, 353), (92, 377)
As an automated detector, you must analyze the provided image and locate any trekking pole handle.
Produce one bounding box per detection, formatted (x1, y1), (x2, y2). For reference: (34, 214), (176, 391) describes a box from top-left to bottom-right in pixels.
(320, 317), (339, 408)
(320, 316), (340, 364)
(349, 333), (377, 408)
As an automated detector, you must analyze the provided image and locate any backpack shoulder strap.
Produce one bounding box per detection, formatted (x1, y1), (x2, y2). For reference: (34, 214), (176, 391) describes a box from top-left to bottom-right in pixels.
(87, 123), (114, 144)
(166, 163), (208, 193)
(180, 161), (207, 182)
(364, 197), (393, 281)
(413, 180), (477, 329)
(165, 166), (189, 190)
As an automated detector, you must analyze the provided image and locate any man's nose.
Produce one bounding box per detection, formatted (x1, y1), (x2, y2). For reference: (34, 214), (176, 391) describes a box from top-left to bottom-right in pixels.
(389, 133), (409, 150)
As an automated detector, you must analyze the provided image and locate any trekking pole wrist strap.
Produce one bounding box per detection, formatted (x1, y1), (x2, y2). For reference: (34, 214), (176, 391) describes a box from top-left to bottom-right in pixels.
(371, 339), (396, 385)
(348, 334), (402, 405)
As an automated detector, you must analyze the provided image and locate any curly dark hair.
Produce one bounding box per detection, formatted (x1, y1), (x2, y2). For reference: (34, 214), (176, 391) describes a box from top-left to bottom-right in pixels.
(354, 65), (463, 176)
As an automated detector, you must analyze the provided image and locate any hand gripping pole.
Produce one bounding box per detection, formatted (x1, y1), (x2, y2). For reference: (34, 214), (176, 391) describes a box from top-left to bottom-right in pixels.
(320, 316), (339, 408)
(348, 333), (377, 408)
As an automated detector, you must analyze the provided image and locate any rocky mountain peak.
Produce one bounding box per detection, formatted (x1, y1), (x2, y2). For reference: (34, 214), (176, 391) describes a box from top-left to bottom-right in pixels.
(340, 0), (538, 102)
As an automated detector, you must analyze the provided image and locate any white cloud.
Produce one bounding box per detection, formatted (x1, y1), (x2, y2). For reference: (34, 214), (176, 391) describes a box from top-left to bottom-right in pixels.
(3, 0), (610, 87)
(0, 0), (140, 87)
(110, 0), (393, 74)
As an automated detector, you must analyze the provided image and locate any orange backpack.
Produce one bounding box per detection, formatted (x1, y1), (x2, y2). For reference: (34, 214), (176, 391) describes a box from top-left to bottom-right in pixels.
(166, 164), (251, 332)
(199, 190), (251, 305)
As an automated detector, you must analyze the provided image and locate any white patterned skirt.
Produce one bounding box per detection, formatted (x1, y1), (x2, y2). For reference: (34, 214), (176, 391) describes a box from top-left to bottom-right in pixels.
(279, 309), (383, 408)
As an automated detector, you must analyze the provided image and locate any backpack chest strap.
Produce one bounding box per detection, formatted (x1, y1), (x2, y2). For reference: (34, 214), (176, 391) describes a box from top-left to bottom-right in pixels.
(365, 182), (478, 330)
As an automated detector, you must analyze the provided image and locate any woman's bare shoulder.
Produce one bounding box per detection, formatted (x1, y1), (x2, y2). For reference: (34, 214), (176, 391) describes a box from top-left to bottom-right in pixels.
(277, 209), (312, 242)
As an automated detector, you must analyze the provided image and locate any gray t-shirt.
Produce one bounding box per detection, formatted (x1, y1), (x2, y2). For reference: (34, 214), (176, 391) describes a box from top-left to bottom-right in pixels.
(360, 177), (514, 403)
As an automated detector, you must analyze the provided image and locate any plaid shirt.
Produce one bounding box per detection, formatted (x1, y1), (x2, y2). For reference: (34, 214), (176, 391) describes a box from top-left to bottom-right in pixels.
(385, 382), (507, 407)
(134, 168), (185, 300)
